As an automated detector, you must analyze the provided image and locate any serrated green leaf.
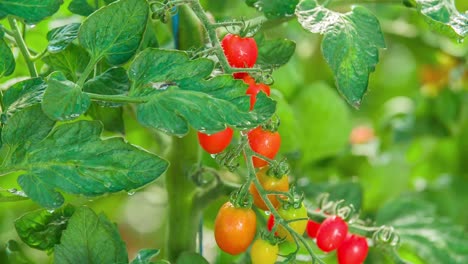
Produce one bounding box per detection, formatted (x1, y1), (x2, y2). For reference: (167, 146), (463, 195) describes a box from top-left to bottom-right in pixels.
(128, 48), (214, 90)
(0, 32), (15, 78)
(54, 207), (128, 264)
(1, 105), (55, 148)
(42, 44), (91, 82)
(295, 0), (385, 107)
(176, 252), (209, 264)
(414, 0), (468, 39)
(246, 0), (299, 19)
(130, 249), (160, 264)
(47, 23), (80, 53)
(2, 118), (168, 208)
(292, 82), (351, 164)
(256, 36), (296, 68)
(0, 0), (62, 24)
(14, 204), (76, 251)
(376, 198), (468, 263)
(42, 77), (91, 121)
(2, 78), (46, 118)
(78, 0), (149, 65)
(83, 67), (130, 106)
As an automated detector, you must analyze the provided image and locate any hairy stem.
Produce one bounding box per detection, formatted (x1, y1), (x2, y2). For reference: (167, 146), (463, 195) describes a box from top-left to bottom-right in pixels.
(7, 17), (37, 77)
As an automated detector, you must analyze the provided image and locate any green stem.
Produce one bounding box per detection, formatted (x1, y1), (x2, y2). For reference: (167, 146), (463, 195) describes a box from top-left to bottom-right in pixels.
(77, 58), (99, 88)
(86, 93), (149, 104)
(165, 129), (201, 262)
(31, 48), (48, 61)
(7, 17), (37, 77)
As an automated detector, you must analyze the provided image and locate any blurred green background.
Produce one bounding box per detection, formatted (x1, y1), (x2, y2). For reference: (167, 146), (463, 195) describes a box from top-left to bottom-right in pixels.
(0, 0), (467, 263)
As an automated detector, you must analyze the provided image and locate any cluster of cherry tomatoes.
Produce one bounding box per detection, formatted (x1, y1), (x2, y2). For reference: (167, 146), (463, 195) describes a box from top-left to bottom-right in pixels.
(201, 34), (369, 264)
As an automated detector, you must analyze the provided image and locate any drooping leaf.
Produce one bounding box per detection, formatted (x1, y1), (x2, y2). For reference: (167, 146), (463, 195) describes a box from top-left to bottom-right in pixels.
(42, 44), (91, 82)
(54, 207), (128, 264)
(292, 82), (351, 164)
(42, 75), (91, 121)
(256, 35), (296, 68)
(130, 249), (160, 264)
(0, 30), (15, 77)
(376, 198), (468, 263)
(176, 252), (209, 264)
(129, 48), (276, 136)
(414, 0), (468, 39)
(78, 0), (149, 65)
(14, 204), (76, 251)
(0, 0), (63, 24)
(295, 0), (385, 107)
(83, 67), (130, 105)
(47, 23), (80, 53)
(2, 78), (47, 118)
(2, 115), (168, 208)
(246, 0), (299, 19)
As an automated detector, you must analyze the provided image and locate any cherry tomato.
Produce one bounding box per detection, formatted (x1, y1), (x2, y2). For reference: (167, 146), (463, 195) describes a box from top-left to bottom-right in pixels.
(247, 127), (281, 168)
(249, 166), (289, 210)
(214, 201), (256, 255)
(349, 126), (374, 145)
(250, 238), (278, 264)
(221, 34), (258, 79)
(246, 82), (271, 110)
(267, 214), (275, 232)
(197, 127), (233, 154)
(276, 203), (308, 241)
(337, 235), (369, 264)
(306, 219), (321, 239)
(316, 216), (348, 252)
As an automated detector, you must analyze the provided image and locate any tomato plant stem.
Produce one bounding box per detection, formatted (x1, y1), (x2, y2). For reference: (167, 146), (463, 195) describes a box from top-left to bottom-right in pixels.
(165, 129), (201, 261)
(86, 93), (149, 104)
(77, 58), (99, 88)
(7, 17), (37, 78)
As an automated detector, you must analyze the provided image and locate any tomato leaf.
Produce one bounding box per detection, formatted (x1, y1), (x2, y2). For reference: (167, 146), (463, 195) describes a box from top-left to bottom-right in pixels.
(376, 198), (468, 263)
(414, 0), (468, 39)
(255, 35), (296, 68)
(176, 252), (209, 264)
(83, 67), (130, 106)
(245, 0), (299, 19)
(14, 204), (76, 252)
(0, 30), (15, 78)
(78, 0), (148, 65)
(68, 0), (96, 16)
(42, 44), (91, 82)
(4, 240), (34, 264)
(0, 0), (62, 24)
(87, 103), (125, 133)
(42, 74), (91, 121)
(2, 107), (168, 208)
(129, 48), (276, 136)
(130, 249), (160, 264)
(54, 207), (128, 263)
(292, 82), (351, 164)
(2, 78), (46, 118)
(47, 23), (80, 53)
(295, 0), (385, 107)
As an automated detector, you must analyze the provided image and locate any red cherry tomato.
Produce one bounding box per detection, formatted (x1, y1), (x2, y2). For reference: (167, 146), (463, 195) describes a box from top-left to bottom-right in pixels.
(306, 219), (321, 239)
(267, 214), (275, 232)
(246, 83), (271, 110)
(337, 235), (369, 264)
(197, 127), (233, 154)
(221, 34), (258, 79)
(214, 201), (257, 255)
(316, 216), (348, 252)
(247, 127), (281, 168)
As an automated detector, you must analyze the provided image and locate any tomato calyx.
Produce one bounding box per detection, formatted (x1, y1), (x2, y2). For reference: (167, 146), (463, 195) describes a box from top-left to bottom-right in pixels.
(279, 187), (304, 211)
(260, 115), (281, 133)
(229, 189), (254, 209)
(267, 159), (290, 179)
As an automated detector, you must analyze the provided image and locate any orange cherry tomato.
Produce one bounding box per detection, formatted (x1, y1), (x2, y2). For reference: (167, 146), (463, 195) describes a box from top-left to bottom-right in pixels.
(249, 166), (289, 210)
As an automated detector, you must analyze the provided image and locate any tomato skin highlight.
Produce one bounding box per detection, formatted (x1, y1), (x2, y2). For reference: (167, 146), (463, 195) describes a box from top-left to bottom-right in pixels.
(221, 34), (258, 79)
(250, 238), (279, 264)
(197, 127), (233, 154)
(214, 202), (257, 255)
(316, 216), (349, 252)
(249, 166), (289, 210)
(306, 219), (321, 238)
(276, 203), (308, 241)
(337, 235), (369, 264)
(247, 127), (281, 168)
